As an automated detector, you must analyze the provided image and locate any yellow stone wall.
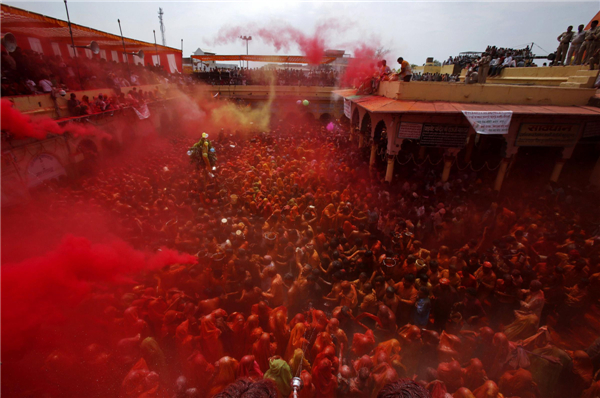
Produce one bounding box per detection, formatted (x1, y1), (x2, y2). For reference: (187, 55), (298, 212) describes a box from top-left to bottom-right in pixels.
(377, 81), (595, 106)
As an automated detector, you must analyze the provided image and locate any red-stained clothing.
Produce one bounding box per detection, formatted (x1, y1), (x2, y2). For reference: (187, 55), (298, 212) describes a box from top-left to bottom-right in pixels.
(312, 358), (338, 398)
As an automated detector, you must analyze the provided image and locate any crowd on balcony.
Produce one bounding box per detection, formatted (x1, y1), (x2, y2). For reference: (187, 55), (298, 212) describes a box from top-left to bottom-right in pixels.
(194, 67), (339, 86)
(65, 86), (163, 117)
(0, 46), (186, 97)
(411, 73), (461, 82)
(443, 45), (534, 70)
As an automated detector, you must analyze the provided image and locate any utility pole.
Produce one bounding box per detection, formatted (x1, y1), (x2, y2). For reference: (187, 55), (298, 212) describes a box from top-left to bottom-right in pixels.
(63, 0), (83, 89)
(239, 35), (252, 69)
(118, 19), (132, 81)
(158, 8), (166, 46)
(153, 30), (160, 66)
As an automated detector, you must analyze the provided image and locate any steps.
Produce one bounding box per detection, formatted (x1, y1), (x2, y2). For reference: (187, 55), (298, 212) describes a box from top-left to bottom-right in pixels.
(559, 69), (599, 88)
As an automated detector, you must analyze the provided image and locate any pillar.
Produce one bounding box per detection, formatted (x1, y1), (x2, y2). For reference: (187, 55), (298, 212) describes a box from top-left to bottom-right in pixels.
(494, 157), (510, 191)
(464, 134), (476, 163)
(441, 155), (453, 182)
(590, 154), (600, 186)
(349, 126), (354, 142)
(550, 158), (566, 182)
(550, 146), (575, 183)
(358, 134), (364, 149)
(418, 146), (426, 160)
(385, 155), (394, 183)
(369, 144), (377, 168)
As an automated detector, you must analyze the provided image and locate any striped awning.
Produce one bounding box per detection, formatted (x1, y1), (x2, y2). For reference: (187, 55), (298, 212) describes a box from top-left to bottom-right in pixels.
(1, 4), (180, 54)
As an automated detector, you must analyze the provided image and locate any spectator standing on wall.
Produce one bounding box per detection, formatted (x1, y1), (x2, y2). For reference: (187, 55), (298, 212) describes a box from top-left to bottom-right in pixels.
(566, 25), (586, 65)
(396, 57), (413, 82)
(576, 20), (599, 65)
(476, 52), (491, 84)
(554, 25), (574, 65)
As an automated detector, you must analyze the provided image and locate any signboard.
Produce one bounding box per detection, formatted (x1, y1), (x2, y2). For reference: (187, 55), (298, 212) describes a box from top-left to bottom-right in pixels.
(27, 153), (67, 188)
(462, 110), (512, 135)
(583, 121), (600, 138)
(419, 124), (469, 147)
(516, 123), (580, 147)
(397, 122), (423, 139)
(344, 99), (351, 119)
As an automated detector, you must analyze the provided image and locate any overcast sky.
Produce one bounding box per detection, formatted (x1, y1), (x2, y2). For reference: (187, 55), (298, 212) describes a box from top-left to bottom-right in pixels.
(4, 0), (599, 66)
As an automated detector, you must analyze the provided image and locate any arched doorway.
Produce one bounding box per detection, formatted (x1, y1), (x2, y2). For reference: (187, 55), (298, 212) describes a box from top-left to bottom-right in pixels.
(352, 108), (360, 130)
(373, 120), (388, 168)
(319, 113), (333, 125)
(360, 113), (372, 140)
(303, 112), (316, 124)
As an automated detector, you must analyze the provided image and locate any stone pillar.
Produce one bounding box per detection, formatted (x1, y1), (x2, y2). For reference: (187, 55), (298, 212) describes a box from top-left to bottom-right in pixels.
(369, 144), (377, 168)
(550, 146), (575, 183)
(418, 146), (426, 160)
(494, 157), (510, 191)
(550, 158), (566, 182)
(358, 134), (364, 149)
(441, 155), (453, 182)
(590, 154), (600, 187)
(349, 126), (354, 142)
(385, 155), (394, 183)
(464, 133), (476, 163)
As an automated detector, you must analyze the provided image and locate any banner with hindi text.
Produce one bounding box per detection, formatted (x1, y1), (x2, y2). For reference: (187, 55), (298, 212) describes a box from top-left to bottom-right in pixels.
(462, 110), (512, 135)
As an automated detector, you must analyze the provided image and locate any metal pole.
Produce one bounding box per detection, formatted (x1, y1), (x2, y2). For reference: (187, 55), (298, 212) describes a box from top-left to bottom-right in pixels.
(118, 19), (132, 81)
(63, 0), (83, 90)
(153, 30), (160, 66)
(246, 39), (249, 69)
(181, 39), (183, 53)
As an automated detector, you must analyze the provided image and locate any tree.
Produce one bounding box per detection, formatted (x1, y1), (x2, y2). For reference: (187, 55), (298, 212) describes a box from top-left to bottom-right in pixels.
(375, 47), (390, 60)
(433, 59), (441, 66)
(410, 64), (418, 69)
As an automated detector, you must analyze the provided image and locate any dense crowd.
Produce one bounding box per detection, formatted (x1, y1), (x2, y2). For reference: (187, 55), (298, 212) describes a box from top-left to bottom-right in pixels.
(5, 102), (600, 398)
(65, 86), (162, 116)
(443, 46), (534, 70)
(195, 67), (338, 87)
(0, 46), (185, 96)
(411, 73), (461, 82)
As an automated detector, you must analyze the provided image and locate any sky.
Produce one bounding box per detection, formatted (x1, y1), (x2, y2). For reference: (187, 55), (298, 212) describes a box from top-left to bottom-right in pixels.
(4, 0), (599, 67)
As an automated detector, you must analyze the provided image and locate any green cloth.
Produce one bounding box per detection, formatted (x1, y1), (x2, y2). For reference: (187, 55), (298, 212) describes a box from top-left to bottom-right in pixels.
(264, 358), (292, 398)
(529, 345), (572, 398)
(141, 337), (167, 375)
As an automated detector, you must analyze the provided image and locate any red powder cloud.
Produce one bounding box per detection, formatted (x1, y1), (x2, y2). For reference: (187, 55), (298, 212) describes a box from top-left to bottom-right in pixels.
(1, 235), (197, 352)
(1, 98), (111, 141)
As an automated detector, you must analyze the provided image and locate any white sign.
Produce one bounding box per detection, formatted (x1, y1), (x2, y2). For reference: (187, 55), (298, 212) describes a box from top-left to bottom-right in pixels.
(27, 154), (67, 188)
(397, 122), (423, 139)
(462, 110), (512, 135)
(344, 99), (351, 119)
(133, 104), (151, 120)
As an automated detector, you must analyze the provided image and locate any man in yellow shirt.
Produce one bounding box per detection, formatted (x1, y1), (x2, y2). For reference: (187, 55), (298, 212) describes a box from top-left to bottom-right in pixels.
(396, 57), (413, 82)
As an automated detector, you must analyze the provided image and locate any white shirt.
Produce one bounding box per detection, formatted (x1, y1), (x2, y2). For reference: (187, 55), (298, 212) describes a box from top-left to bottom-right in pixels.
(502, 56), (513, 67)
(38, 79), (53, 93)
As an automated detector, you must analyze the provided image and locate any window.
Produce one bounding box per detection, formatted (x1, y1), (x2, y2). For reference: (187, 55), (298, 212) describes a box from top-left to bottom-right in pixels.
(111, 50), (119, 62)
(28, 37), (44, 54)
(85, 48), (93, 59)
(68, 45), (76, 58)
(122, 53), (128, 63)
(167, 53), (179, 73)
(152, 55), (160, 66)
(100, 50), (107, 60)
(51, 42), (62, 57)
